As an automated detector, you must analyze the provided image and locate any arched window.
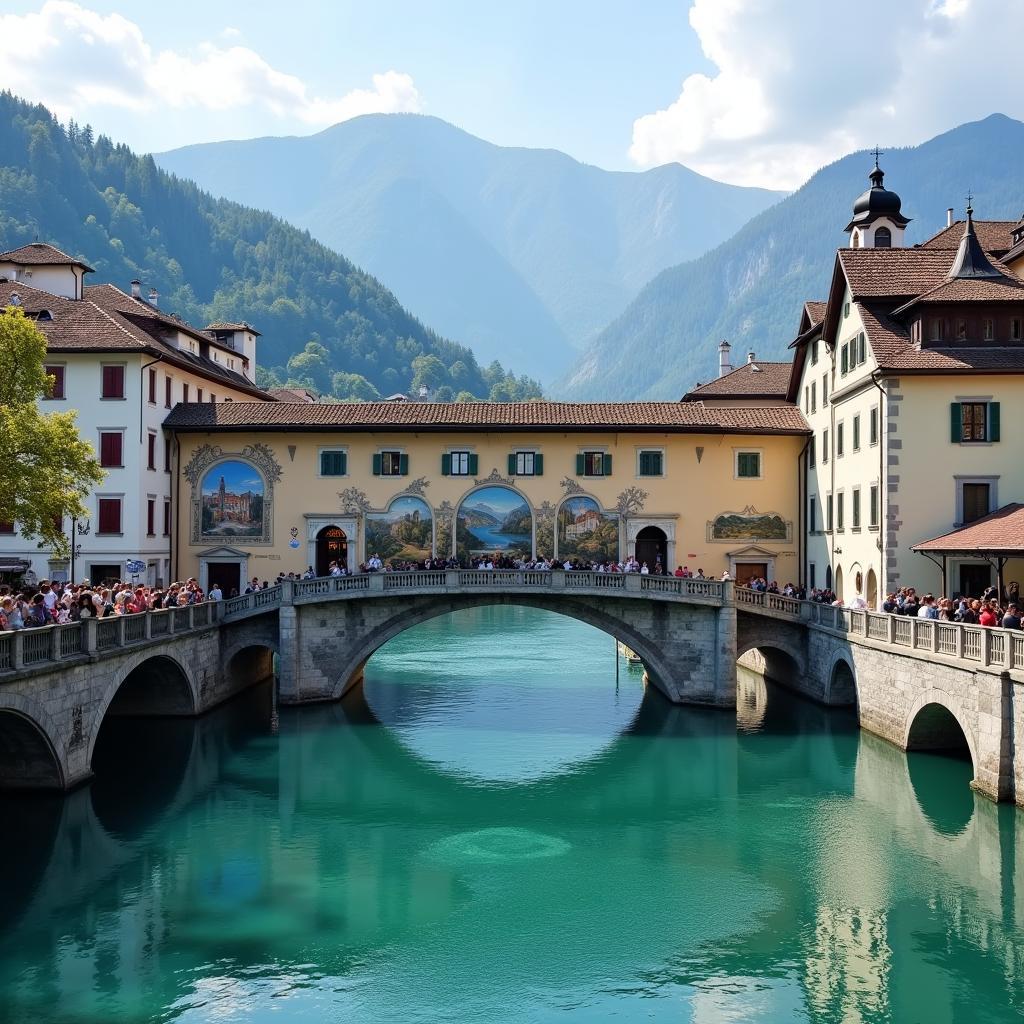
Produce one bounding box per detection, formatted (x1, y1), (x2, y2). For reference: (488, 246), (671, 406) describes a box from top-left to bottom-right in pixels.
(874, 226), (892, 248)
(851, 231), (861, 248)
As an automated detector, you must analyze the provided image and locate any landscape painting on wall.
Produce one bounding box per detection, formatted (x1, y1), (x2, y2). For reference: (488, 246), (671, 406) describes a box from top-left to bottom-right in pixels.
(365, 496), (433, 562)
(710, 510), (789, 542)
(557, 496), (619, 562)
(456, 486), (532, 562)
(200, 461), (265, 538)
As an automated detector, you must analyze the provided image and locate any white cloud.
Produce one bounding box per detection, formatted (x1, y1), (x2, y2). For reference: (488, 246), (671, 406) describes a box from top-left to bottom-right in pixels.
(631, 0), (1023, 189)
(0, 1), (421, 127)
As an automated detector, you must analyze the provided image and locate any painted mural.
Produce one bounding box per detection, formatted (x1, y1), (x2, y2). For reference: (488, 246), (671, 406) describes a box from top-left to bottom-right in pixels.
(710, 509), (789, 542)
(200, 461), (265, 539)
(557, 496), (619, 562)
(365, 496), (433, 562)
(456, 486), (532, 562)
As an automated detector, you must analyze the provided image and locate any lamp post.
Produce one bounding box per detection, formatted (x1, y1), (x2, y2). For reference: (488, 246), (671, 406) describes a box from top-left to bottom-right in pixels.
(69, 516), (90, 584)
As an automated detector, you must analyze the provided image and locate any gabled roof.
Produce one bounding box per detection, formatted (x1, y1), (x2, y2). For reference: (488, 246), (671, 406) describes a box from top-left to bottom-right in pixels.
(269, 387), (318, 403)
(890, 272), (1024, 316)
(918, 220), (1017, 255)
(206, 320), (262, 336)
(0, 242), (93, 271)
(164, 400), (811, 434)
(804, 301), (827, 327)
(837, 248), (961, 299)
(683, 361), (793, 401)
(912, 503), (1024, 555)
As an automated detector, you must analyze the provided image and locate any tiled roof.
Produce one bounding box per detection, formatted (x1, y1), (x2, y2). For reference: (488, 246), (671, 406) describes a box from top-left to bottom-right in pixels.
(918, 220), (1017, 254)
(890, 271), (1024, 316)
(683, 361), (793, 399)
(912, 503), (1024, 554)
(804, 301), (827, 326)
(838, 248), (963, 298)
(164, 400), (811, 434)
(858, 302), (1024, 372)
(0, 242), (93, 270)
(207, 320), (261, 336)
(0, 281), (271, 399)
(269, 387), (318, 402)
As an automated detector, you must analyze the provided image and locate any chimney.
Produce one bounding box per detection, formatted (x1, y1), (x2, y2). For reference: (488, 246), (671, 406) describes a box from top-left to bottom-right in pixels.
(718, 339), (732, 378)
(747, 351), (756, 364)
(130, 279), (141, 299)
(148, 288), (159, 308)
(947, 208), (954, 228)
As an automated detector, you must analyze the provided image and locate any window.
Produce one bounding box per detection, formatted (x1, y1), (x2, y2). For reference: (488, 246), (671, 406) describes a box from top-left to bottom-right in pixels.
(319, 450), (348, 476)
(826, 494), (833, 532)
(99, 431), (123, 468)
(0, 521), (14, 535)
(147, 432), (156, 470)
(808, 494), (817, 532)
(442, 451), (477, 476)
(874, 226), (892, 248)
(164, 437), (172, 473)
(870, 484), (879, 528)
(735, 451), (762, 479)
(578, 451), (611, 477)
(840, 344), (849, 376)
(197, 388), (203, 403)
(931, 319), (944, 341)
(97, 497), (122, 535)
(638, 450), (663, 477)
(44, 365), (65, 400)
(852, 488), (861, 529)
(953, 401), (999, 443)
(843, 301), (850, 318)
(961, 482), (992, 524)
(374, 451), (407, 476)
(165, 375), (172, 409)
(146, 499), (155, 537)
(809, 562), (817, 589)
(912, 319), (922, 344)
(182, 382), (190, 403)
(837, 492), (845, 532)
(163, 500), (171, 537)
(869, 406), (879, 446)
(811, 381), (816, 414)
(811, 339), (819, 365)
(857, 332), (866, 364)
(822, 374), (828, 406)
(822, 429), (829, 464)
(956, 319), (967, 340)
(1013, 319), (1022, 340)
(984, 319), (994, 341)
(101, 364), (125, 399)
(510, 451), (543, 476)
(836, 422), (845, 458)
(210, 393), (216, 403)
(148, 367), (157, 404)
(852, 414), (861, 451)
(804, 386), (809, 413)
(808, 436), (816, 468)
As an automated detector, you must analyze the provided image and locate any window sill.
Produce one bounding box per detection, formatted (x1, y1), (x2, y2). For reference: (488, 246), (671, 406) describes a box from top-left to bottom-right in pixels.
(100, 397), (127, 401)
(852, 527), (862, 533)
(95, 533), (124, 538)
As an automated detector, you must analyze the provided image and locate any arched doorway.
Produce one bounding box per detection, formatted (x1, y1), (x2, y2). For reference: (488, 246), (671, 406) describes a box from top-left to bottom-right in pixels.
(634, 526), (667, 573)
(316, 525), (348, 576)
(834, 565), (844, 601)
(866, 568), (878, 609)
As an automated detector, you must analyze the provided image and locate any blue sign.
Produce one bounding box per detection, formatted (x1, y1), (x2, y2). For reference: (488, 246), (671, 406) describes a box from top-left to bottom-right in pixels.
(125, 559), (146, 575)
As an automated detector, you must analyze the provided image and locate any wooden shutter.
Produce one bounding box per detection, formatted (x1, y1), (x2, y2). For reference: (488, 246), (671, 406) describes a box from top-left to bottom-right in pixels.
(442, 453), (452, 476)
(508, 453), (517, 476)
(147, 499), (155, 536)
(399, 453), (409, 475)
(468, 454), (478, 475)
(989, 402), (1000, 442)
(100, 432), (122, 467)
(576, 453), (585, 475)
(950, 402), (962, 443)
(603, 453), (612, 475)
(372, 453), (382, 476)
(534, 453), (543, 475)
(840, 345), (848, 375)
(98, 498), (120, 534)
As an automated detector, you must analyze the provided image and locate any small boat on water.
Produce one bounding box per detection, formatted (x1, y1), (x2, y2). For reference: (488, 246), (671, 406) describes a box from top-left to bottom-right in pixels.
(617, 641), (643, 665)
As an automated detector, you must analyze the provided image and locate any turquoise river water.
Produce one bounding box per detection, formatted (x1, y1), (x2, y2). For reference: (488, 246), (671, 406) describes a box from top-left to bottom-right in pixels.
(2, 606), (1024, 1022)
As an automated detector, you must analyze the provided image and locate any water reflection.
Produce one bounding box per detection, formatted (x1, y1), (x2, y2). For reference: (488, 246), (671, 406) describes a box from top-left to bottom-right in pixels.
(0, 609), (1022, 1024)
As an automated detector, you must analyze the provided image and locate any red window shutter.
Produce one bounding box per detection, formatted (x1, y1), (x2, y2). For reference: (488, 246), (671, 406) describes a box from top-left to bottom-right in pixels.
(148, 368), (157, 404)
(182, 382), (190, 403)
(98, 498), (121, 534)
(102, 365), (124, 399)
(165, 375), (172, 408)
(147, 433), (156, 470)
(197, 388), (203, 402)
(45, 365), (65, 399)
(163, 501), (171, 536)
(100, 432), (122, 467)
(147, 499), (155, 536)
(0, 522), (14, 535)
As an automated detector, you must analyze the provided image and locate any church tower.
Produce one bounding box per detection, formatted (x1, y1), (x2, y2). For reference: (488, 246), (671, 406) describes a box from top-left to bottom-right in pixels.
(845, 150), (910, 248)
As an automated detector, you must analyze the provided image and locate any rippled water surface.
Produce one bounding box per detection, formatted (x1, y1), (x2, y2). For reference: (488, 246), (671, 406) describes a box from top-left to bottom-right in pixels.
(2, 606), (1023, 1022)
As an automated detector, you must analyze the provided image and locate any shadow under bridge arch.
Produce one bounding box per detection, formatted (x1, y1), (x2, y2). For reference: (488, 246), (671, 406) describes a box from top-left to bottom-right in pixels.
(325, 593), (692, 702)
(735, 609), (807, 683)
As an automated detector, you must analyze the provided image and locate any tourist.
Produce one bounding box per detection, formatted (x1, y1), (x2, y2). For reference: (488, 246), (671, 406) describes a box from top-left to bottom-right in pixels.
(209, 583), (223, 601)
(1002, 604), (1022, 630)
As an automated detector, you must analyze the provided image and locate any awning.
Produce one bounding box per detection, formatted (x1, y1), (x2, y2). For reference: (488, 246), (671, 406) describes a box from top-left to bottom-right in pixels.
(0, 558), (31, 571)
(912, 503), (1024, 557)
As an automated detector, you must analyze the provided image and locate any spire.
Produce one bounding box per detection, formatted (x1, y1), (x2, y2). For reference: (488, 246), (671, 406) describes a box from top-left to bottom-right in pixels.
(869, 146), (885, 189)
(949, 201), (1003, 279)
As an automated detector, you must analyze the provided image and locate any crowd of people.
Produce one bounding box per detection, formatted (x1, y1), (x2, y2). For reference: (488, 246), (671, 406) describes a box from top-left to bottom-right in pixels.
(879, 586), (1022, 628)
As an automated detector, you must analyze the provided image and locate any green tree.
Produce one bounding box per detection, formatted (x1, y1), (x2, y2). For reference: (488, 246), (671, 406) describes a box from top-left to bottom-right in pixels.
(332, 371), (380, 402)
(0, 307), (105, 556)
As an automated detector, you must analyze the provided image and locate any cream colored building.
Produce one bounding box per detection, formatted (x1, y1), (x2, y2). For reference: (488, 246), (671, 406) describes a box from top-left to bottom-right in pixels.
(164, 401), (809, 595)
(790, 164), (1024, 604)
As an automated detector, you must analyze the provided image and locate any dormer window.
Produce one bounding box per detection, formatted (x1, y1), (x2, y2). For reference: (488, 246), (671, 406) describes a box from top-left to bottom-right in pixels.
(956, 319), (968, 340)
(984, 319), (994, 341)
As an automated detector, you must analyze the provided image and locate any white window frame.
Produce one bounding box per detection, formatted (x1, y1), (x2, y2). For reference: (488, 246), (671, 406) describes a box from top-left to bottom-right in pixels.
(448, 449), (473, 476)
(514, 450), (538, 476)
(733, 448), (763, 480)
(579, 447), (609, 478)
(317, 446), (349, 478)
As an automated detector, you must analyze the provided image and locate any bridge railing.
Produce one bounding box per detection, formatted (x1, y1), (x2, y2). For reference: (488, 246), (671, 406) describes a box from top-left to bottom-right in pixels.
(736, 586), (1024, 671)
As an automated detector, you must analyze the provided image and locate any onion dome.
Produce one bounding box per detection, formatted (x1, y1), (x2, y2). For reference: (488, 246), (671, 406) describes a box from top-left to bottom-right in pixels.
(845, 156), (911, 231)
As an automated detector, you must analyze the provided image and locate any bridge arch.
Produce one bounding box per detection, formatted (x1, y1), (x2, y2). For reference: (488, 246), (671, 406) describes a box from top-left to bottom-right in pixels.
(904, 694), (977, 774)
(88, 651), (198, 765)
(329, 594), (684, 702)
(0, 693), (65, 791)
(825, 653), (857, 706)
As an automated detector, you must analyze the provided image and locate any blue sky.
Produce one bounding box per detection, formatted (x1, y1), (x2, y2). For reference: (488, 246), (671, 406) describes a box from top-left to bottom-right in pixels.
(202, 461), (263, 497)
(1, 1), (1020, 188)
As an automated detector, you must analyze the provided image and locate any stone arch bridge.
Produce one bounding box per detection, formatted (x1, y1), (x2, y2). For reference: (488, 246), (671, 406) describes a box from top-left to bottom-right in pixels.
(2, 573), (1024, 804)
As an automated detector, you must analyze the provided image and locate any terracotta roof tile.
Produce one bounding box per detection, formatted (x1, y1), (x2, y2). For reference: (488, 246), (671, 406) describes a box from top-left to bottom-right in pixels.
(206, 320), (261, 336)
(0, 241), (93, 270)
(918, 220), (1017, 254)
(839, 248), (963, 298)
(913, 503), (1024, 554)
(164, 400), (811, 434)
(804, 301), (827, 326)
(890, 272), (1024, 315)
(683, 360), (793, 399)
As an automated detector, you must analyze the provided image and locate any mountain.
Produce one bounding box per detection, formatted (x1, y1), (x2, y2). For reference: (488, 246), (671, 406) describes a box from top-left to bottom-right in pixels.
(562, 114), (1024, 399)
(155, 114), (783, 376)
(0, 92), (539, 402)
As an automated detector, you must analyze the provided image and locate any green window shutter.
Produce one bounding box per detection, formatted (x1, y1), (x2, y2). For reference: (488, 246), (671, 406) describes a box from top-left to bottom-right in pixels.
(338, 452), (347, 476)
(534, 453), (543, 476)
(468, 454), (479, 475)
(576, 453), (585, 476)
(441, 453), (451, 476)
(950, 402), (962, 443)
(989, 402), (1000, 442)
(508, 453), (517, 475)
(399, 453), (409, 476)
(603, 453), (612, 475)
(841, 345), (848, 375)
(372, 453), (382, 476)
